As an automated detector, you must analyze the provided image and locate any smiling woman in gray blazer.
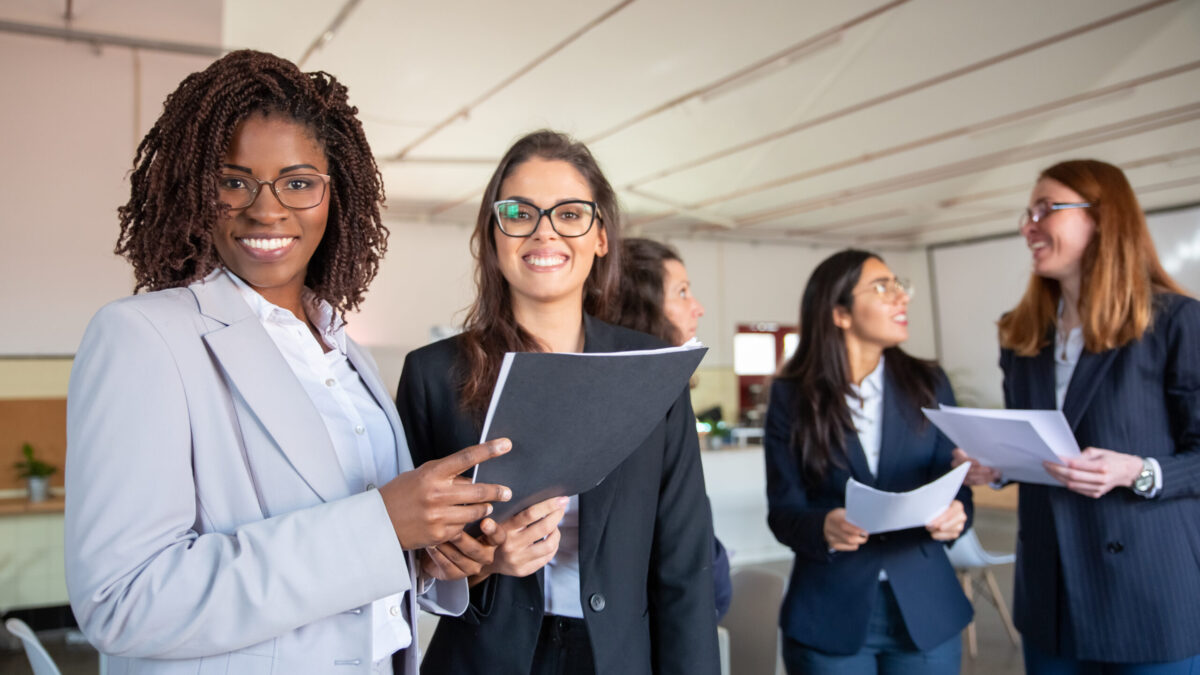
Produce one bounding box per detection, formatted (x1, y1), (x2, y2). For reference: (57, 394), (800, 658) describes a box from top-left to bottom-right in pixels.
(65, 50), (511, 675)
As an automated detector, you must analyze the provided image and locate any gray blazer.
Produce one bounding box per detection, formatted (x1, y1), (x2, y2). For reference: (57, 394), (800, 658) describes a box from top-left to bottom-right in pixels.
(65, 271), (465, 674)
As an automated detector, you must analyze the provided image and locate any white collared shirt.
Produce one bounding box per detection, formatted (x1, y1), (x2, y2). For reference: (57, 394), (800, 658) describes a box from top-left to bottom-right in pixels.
(847, 356), (885, 478)
(543, 494), (583, 618)
(223, 269), (410, 668)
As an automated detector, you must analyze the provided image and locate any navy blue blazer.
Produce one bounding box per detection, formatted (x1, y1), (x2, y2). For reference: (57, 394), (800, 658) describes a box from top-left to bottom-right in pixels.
(1003, 293), (1200, 663)
(396, 315), (720, 675)
(764, 364), (974, 655)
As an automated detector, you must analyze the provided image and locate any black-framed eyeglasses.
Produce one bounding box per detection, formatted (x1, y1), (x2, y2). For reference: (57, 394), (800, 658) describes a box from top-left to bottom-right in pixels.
(853, 277), (913, 302)
(217, 173), (331, 210)
(493, 199), (599, 238)
(1018, 200), (1092, 229)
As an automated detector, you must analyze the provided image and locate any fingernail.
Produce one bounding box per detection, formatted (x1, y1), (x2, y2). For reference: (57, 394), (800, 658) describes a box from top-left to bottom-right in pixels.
(493, 438), (511, 453)
(501, 488), (512, 501)
(485, 504), (493, 515)
(556, 497), (570, 507)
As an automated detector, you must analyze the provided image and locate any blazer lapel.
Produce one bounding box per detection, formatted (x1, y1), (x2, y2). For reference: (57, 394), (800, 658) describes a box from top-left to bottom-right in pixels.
(872, 370), (905, 490)
(578, 315), (622, 565)
(347, 341), (413, 473)
(1061, 347), (1118, 431)
(842, 426), (876, 487)
(1029, 343), (1058, 411)
(192, 273), (349, 503)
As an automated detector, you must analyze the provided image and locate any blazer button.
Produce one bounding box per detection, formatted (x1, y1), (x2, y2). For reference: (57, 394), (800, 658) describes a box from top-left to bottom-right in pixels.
(589, 593), (606, 612)
(1106, 541), (1124, 553)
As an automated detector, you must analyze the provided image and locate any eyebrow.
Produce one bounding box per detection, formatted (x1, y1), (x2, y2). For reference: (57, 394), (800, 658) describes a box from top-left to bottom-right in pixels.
(501, 195), (591, 205)
(220, 163), (320, 175)
(864, 276), (893, 285)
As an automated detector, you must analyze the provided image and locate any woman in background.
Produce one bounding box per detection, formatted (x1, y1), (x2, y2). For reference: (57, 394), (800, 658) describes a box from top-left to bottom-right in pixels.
(65, 50), (509, 675)
(617, 237), (731, 621)
(955, 159), (1200, 673)
(765, 249), (972, 674)
(396, 131), (719, 675)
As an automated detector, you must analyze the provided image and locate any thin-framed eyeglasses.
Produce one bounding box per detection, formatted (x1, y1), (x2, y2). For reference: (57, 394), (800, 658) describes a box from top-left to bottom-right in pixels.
(493, 199), (599, 238)
(217, 173), (331, 210)
(1018, 200), (1092, 229)
(854, 277), (913, 302)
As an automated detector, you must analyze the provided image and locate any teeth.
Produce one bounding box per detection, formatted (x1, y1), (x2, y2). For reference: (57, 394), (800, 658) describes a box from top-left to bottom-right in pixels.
(1030, 241), (1047, 250)
(242, 237), (293, 251)
(526, 255), (565, 267)
(894, 313), (907, 322)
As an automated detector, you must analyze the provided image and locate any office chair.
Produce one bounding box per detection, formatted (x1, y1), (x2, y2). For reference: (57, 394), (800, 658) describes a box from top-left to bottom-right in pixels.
(4, 617), (62, 675)
(947, 527), (1020, 657)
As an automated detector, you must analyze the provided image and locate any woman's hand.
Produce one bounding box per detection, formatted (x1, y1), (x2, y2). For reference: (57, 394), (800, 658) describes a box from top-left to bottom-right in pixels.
(1043, 447), (1144, 498)
(474, 496), (568, 583)
(420, 517), (501, 581)
(823, 508), (868, 552)
(952, 448), (1002, 486)
(378, 439), (513, 550)
(926, 499), (967, 541)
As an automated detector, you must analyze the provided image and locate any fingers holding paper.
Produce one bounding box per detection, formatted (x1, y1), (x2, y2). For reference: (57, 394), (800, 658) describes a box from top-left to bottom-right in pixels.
(925, 499), (967, 541)
(422, 522), (500, 581)
(824, 508), (869, 552)
(379, 438), (514, 550)
(483, 496), (569, 579)
(951, 448), (1002, 486)
(1042, 447), (1144, 499)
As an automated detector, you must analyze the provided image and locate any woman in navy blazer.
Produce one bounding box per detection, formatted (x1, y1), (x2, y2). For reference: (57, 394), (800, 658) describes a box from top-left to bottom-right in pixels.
(956, 159), (1200, 673)
(396, 130), (719, 675)
(765, 249), (973, 674)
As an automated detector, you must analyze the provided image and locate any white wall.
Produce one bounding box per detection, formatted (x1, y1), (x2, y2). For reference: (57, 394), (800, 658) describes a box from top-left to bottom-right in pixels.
(932, 203), (1200, 408)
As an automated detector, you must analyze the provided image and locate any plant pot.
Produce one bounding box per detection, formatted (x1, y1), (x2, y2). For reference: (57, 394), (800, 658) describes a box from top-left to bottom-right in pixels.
(27, 476), (49, 502)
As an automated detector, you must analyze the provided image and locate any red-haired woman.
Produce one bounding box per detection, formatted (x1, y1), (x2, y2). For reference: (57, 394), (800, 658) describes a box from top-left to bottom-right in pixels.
(956, 159), (1200, 673)
(396, 130), (719, 675)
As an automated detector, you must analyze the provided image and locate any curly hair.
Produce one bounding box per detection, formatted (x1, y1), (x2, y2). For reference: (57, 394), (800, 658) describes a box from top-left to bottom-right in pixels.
(115, 49), (387, 315)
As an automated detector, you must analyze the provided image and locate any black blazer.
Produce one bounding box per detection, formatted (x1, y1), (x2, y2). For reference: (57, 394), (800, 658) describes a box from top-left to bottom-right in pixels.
(396, 315), (720, 675)
(764, 364), (974, 655)
(1003, 293), (1200, 663)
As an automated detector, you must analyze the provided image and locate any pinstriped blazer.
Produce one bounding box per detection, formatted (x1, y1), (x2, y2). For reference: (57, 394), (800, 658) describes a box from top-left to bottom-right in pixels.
(1002, 292), (1200, 663)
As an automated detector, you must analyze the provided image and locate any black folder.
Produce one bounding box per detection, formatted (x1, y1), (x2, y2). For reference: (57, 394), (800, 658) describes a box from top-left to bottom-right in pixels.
(468, 344), (707, 533)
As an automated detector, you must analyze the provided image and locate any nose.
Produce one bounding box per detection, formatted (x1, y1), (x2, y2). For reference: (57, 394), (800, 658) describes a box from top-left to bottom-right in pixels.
(528, 213), (559, 241)
(244, 182), (288, 223)
(693, 297), (705, 318)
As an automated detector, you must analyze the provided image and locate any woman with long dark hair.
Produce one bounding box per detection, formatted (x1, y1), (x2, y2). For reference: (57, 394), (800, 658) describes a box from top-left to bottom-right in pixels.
(955, 159), (1200, 673)
(396, 131), (719, 674)
(765, 249), (972, 674)
(64, 50), (509, 675)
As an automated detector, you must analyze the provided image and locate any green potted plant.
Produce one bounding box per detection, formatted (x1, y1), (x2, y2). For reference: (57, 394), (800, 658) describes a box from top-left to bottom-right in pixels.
(14, 442), (56, 502)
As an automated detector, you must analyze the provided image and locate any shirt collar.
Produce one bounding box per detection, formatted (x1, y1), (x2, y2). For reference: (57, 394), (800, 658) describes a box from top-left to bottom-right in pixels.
(223, 268), (347, 354)
(851, 354), (885, 400)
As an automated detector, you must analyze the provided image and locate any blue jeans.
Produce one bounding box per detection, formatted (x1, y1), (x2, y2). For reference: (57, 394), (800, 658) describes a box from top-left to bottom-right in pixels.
(1024, 639), (1200, 674)
(782, 582), (961, 675)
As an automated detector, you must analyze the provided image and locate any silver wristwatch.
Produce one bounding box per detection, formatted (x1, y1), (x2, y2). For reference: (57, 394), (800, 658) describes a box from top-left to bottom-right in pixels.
(1131, 457), (1156, 496)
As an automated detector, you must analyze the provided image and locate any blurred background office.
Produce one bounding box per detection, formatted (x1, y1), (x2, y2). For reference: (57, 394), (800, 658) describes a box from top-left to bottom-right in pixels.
(1, 1), (1198, 673)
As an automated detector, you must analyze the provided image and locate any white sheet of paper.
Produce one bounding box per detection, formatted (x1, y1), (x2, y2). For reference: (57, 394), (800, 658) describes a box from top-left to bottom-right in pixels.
(844, 462), (969, 534)
(922, 405), (1081, 486)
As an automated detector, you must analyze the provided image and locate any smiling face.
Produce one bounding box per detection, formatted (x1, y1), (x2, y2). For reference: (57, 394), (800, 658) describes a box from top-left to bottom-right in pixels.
(493, 157), (608, 316)
(1021, 177), (1096, 286)
(212, 113), (329, 311)
(661, 258), (704, 345)
(835, 257), (910, 351)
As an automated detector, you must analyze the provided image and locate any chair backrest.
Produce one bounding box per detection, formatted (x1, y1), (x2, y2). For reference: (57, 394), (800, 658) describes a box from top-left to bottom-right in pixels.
(720, 568), (786, 675)
(4, 618), (63, 675)
(946, 527), (1016, 569)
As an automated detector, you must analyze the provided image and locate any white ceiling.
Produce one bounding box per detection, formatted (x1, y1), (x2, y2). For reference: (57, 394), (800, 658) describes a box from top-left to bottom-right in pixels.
(9, 0), (1200, 246)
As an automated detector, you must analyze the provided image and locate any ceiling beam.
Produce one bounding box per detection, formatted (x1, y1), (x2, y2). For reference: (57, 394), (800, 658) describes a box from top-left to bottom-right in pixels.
(0, 19), (226, 57)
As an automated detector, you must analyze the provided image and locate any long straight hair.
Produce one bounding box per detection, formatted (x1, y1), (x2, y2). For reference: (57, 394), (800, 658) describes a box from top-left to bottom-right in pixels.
(457, 130), (623, 417)
(998, 159), (1187, 355)
(777, 249), (939, 485)
(617, 238), (683, 345)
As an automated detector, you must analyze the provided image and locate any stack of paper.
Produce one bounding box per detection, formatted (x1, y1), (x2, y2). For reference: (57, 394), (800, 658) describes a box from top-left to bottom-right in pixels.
(845, 463), (969, 534)
(922, 405), (1080, 486)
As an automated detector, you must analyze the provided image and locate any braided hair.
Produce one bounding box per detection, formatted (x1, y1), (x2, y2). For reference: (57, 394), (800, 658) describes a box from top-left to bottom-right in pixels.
(115, 49), (387, 315)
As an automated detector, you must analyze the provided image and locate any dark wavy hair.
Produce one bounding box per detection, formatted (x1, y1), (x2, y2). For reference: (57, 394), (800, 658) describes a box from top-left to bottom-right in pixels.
(777, 249), (938, 484)
(114, 49), (387, 315)
(617, 238), (683, 344)
(457, 129), (623, 416)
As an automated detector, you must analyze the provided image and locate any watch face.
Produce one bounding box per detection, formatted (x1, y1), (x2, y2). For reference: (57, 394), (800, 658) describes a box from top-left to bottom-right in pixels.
(1134, 461), (1155, 493)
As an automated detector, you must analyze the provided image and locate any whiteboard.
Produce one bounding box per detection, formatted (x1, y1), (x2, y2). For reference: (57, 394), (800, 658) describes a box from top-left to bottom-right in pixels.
(931, 204), (1200, 408)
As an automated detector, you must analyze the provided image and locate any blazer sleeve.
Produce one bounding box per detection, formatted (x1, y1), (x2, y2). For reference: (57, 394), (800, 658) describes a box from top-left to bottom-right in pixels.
(932, 368), (974, 535)
(650, 387), (721, 675)
(65, 301), (412, 659)
(1155, 297), (1200, 500)
(764, 379), (834, 562)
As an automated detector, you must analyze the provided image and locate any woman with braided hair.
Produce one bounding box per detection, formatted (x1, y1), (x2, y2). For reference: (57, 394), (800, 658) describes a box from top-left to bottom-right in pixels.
(65, 50), (512, 674)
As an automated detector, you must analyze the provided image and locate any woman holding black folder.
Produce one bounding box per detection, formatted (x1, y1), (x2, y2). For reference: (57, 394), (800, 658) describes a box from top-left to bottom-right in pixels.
(765, 249), (972, 674)
(396, 130), (719, 675)
(954, 159), (1200, 673)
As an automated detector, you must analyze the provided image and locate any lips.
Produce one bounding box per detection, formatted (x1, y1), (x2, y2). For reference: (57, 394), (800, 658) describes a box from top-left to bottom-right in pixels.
(236, 235), (298, 261)
(522, 249), (568, 271)
(893, 312), (908, 326)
